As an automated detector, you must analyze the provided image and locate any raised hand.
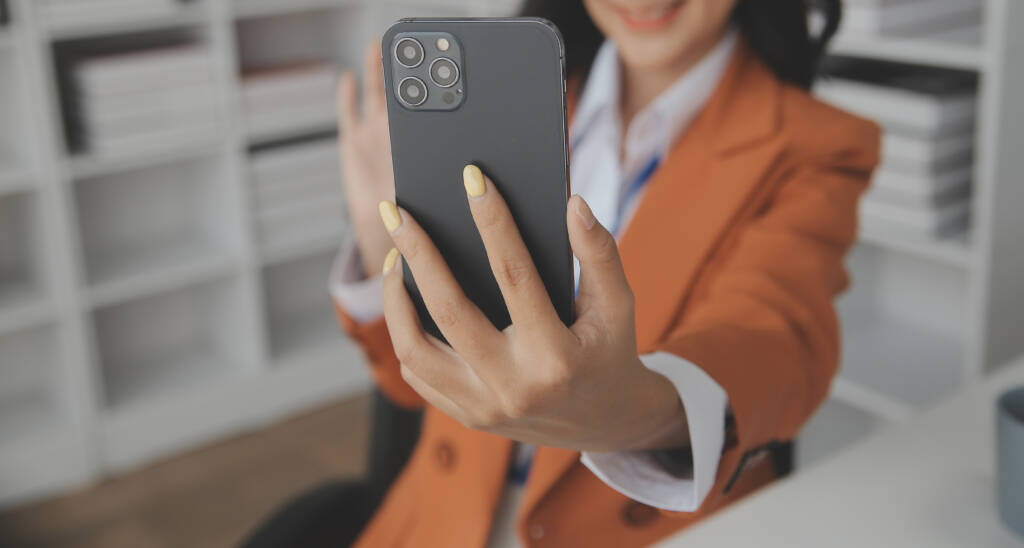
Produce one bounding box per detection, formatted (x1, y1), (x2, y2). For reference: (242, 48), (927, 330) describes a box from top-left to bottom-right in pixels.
(375, 165), (689, 452)
(338, 41), (396, 278)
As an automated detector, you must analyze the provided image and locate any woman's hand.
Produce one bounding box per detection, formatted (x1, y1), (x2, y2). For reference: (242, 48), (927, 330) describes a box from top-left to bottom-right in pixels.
(376, 165), (689, 452)
(339, 41), (395, 278)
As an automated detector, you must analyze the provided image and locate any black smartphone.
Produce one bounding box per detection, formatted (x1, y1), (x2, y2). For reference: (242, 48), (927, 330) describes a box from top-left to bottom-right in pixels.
(381, 17), (573, 341)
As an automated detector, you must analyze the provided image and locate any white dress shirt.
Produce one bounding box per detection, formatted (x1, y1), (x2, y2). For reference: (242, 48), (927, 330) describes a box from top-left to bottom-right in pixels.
(329, 27), (738, 543)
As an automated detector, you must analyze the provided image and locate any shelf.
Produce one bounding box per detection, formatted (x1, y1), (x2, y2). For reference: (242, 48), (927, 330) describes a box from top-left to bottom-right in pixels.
(260, 336), (367, 411)
(858, 223), (972, 268)
(67, 137), (221, 180)
(262, 250), (340, 362)
(0, 28), (14, 50)
(234, 6), (362, 75)
(101, 335), (368, 471)
(232, 0), (359, 20)
(85, 239), (236, 308)
(92, 276), (251, 411)
(256, 192), (347, 259)
(797, 396), (888, 468)
(270, 320), (348, 368)
(830, 25), (985, 71)
(0, 169), (34, 198)
(0, 48), (31, 178)
(42, 3), (208, 41)
(260, 223), (344, 266)
(0, 392), (64, 448)
(74, 154), (239, 305)
(837, 311), (964, 421)
(0, 193), (43, 326)
(104, 349), (242, 411)
(244, 111), (336, 145)
(0, 285), (51, 335)
(0, 425), (92, 509)
(0, 324), (64, 446)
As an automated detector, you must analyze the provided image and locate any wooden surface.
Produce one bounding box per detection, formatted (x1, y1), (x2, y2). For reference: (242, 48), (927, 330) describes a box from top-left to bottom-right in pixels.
(0, 393), (371, 548)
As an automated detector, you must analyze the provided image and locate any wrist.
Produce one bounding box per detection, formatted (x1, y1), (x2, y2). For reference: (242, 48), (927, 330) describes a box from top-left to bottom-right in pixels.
(351, 218), (392, 278)
(627, 366), (690, 451)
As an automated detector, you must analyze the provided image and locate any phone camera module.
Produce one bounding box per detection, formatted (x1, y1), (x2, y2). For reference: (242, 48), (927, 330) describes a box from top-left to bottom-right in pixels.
(395, 38), (424, 68)
(398, 77), (428, 107)
(429, 57), (460, 88)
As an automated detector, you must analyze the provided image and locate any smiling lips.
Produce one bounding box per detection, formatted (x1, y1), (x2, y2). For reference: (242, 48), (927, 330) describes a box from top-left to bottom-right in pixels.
(613, 0), (687, 31)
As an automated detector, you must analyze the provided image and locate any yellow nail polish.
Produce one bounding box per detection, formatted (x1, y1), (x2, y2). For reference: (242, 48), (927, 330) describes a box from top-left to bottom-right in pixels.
(378, 200), (401, 233)
(382, 247), (399, 274)
(463, 164), (486, 198)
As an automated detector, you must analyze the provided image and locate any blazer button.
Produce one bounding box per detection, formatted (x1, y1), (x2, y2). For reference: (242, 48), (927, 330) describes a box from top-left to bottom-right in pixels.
(621, 500), (659, 528)
(529, 523), (545, 540)
(435, 439), (456, 471)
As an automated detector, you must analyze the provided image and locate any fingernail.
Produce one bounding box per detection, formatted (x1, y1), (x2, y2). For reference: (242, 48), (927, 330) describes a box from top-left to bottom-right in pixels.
(378, 200), (401, 233)
(574, 196), (596, 230)
(463, 164), (486, 198)
(382, 247), (400, 274)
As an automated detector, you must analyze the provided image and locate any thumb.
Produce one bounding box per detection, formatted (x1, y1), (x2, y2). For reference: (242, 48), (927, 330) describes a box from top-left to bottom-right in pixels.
(566, 195), (634, 326)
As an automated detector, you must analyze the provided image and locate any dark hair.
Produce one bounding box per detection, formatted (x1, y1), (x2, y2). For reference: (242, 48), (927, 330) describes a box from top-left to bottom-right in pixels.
(519, 0), (842, 90)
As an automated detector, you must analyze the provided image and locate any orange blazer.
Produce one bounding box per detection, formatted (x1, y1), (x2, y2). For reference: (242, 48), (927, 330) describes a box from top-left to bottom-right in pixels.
(334, 41), (880, 547)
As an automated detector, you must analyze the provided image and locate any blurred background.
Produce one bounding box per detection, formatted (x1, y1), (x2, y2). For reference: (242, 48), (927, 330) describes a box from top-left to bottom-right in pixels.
(0, 0), (1021, 546)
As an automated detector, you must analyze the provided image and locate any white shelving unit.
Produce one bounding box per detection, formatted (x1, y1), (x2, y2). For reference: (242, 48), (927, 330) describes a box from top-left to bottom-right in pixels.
(0, 0), (519, 508)
(0, 0), (1021, 503)
(797, 0), (1024, 467)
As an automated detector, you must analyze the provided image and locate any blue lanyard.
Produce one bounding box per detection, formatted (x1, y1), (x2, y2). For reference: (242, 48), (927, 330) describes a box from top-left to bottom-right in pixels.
(510, 154), (661, 486)
(571, 154), (661, 300)
(609, 155), (661, 238)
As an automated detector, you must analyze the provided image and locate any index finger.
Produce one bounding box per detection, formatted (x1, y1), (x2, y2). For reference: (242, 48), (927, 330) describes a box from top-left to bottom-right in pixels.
(379, 200), (503, 361)
(462, 165), (562, 335)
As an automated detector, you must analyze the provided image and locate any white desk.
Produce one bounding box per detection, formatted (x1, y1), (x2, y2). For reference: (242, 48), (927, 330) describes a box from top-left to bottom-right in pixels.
(657, 356), (1024, 547)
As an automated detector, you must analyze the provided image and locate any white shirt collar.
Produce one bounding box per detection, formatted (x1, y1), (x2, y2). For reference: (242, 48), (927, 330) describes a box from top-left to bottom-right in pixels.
(571, 27), (739, 166)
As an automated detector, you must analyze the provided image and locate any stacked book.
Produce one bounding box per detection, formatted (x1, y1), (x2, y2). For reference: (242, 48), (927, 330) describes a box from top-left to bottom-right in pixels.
(69, 43), (219, 157)
(249, 137), (347, 255)
(41, 0), (190, 29)
(817, 58), (976, 240)
(840, 0), (983, 37)
(241, 61), (338, 143)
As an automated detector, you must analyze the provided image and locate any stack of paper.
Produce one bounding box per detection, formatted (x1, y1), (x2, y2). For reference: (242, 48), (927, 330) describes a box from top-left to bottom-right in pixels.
(817, 59), (976, 240)
(840, 0), (982, 37)
(41, 0), (187, 29)
(249, 138), (346, 253)
(70, 43), (219, 157)
(242, 61), (338, 142)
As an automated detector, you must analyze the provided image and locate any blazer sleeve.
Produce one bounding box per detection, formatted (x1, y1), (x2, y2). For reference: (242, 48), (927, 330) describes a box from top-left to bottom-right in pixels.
(655, 124), (880, 512)
(333, 291), (426, 410)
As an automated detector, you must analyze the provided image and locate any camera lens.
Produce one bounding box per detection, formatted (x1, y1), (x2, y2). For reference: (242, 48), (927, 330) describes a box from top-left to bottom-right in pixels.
(395, 38), (424, 68)
(429, 57), (460, 88)
(398, 77), (428, 107)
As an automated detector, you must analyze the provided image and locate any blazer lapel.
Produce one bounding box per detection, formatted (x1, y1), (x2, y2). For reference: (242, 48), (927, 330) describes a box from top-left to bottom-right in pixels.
(618, 43), (785, 350)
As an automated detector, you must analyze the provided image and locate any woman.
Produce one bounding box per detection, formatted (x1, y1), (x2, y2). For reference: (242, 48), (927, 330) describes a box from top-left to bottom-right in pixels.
(248, 0), (879, 546)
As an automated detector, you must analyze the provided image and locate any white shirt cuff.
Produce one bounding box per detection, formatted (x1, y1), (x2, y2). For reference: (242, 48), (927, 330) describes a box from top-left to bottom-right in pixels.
(581, 351), (728, 512)
(328, 240), (384, 324)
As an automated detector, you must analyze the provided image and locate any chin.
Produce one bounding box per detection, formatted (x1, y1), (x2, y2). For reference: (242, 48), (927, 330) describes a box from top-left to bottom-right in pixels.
(616, 38), (695, 72)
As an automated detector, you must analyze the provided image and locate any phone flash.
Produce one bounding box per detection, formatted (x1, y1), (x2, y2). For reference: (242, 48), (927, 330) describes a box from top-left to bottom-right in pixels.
(436, 38), (450, 51)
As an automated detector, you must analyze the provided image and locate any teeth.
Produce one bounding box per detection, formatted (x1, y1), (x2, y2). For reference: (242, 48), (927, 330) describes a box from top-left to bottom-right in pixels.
(624, 1), (680, 22)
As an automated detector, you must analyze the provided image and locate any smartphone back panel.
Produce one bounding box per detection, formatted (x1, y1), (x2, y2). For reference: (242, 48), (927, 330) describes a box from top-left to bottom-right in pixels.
(381, 18), (573, 340)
